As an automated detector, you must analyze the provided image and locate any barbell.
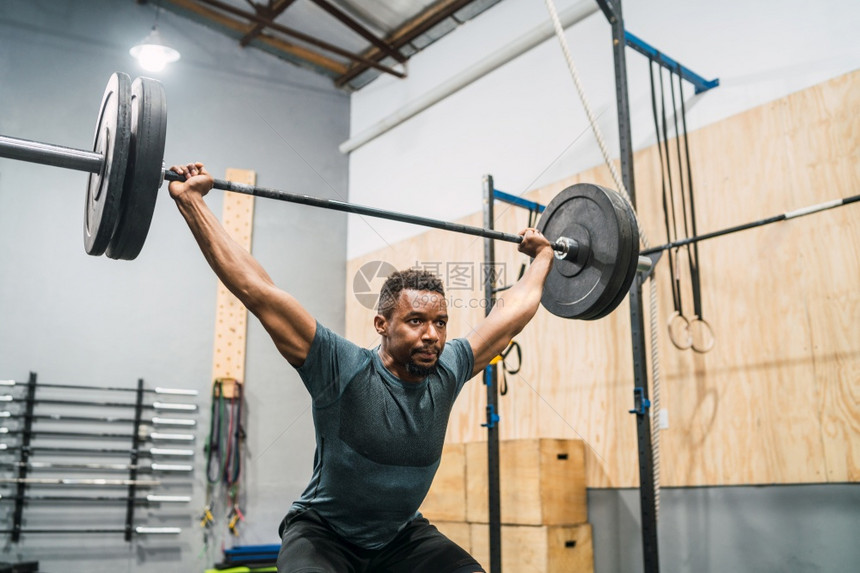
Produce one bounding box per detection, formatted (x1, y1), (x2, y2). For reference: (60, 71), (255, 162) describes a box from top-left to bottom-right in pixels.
(0, 73), (652, 320)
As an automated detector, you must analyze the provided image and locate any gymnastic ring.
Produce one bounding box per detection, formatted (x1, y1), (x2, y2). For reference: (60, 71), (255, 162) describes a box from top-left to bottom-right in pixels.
(668, 311), (692, 350)
(690, 316), (716, 353)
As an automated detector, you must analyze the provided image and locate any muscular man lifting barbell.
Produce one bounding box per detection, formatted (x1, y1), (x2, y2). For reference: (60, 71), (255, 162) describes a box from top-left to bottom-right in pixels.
(168, 161), (554, 573)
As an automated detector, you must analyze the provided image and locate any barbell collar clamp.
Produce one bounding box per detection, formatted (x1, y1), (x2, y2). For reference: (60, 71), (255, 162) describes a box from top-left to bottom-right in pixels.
(552, 236), (651, 273)
(552, 236), (579, 261)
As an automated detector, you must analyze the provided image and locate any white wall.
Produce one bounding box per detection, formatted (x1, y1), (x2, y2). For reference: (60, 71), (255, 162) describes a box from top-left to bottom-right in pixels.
(345, 0), (860, 258)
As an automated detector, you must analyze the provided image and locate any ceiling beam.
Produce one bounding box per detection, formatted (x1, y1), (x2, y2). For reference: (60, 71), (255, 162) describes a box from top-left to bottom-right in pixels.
(239, 0), (298, 47)
(162, 0), (348, 76)
(335, 0), (477, 87)
(308, 0), (406, 63)
(195, 0), (405, 78)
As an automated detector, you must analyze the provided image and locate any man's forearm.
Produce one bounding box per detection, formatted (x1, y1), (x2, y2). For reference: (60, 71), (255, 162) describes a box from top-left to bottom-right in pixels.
(494, 250), (554, 332)
(175, 194), (273, 311)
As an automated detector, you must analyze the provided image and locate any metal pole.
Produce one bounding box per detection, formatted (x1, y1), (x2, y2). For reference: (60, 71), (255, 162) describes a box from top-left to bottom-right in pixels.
(0, 461), (192, 473)
(0, 379), (197, 396)
(641, 193), (860, 255)
(604, 0), (660, 570)
(0, 135), (103, 173)
(0, 411), (196, 427)
(0, 526), (182, 535)
(482, 174), (502, 573)
(0, 395), (196, 411)
(0, 477), (161, 487)
(0, 445), (193, 457)
(0, 428), (193, 442)
(0, 494), (190, 504)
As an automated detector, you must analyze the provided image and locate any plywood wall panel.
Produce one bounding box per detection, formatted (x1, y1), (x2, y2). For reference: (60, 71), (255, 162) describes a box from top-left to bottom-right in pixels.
(809, 290), (860, 481)
(345, 71), (860, 487)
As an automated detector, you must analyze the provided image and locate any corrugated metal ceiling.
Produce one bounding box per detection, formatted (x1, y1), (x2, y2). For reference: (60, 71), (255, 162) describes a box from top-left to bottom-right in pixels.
(147, 0), (503, 90)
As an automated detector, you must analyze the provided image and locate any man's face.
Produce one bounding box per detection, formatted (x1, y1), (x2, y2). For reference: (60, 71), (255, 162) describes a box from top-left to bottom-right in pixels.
(376, 289), (448, 379)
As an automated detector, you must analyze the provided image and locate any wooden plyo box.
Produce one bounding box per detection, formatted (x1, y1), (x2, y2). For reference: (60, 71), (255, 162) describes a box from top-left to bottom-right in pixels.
(470, 522), (594, 573)
(466, 439), (586, 525)
(420, 443), (467, 522)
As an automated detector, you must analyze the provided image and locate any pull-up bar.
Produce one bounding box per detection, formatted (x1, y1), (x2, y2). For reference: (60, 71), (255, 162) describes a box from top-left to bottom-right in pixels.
(595, 0), (719, 95)
(624, 31), (719, 94)
(493, 189), (546, 213)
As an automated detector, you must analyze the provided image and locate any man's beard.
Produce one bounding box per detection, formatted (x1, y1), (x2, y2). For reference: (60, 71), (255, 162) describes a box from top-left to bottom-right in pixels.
(407, 347), (439, 378)
(406, 361), (437, 378)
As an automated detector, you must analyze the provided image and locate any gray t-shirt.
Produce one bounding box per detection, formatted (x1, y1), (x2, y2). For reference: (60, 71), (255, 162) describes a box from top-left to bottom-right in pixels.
(289, 321), (475, 549)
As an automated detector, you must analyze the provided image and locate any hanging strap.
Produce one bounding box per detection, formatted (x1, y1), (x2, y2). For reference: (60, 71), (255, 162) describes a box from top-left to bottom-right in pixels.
(670, 68), (699, 322)
(649, 61), (679, 311)
(676, 65), (714, 352)
(223, 381), (243, 487)
(658, 65), (687, 332)
(205, 380), (224, 485)
(650, 62), (690, 349)
(496, 341), (522, 396)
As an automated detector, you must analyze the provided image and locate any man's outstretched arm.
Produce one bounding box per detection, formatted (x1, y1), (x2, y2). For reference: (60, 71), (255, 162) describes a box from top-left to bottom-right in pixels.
(466, 228), (554, 377)
(169, 162), (316, 367)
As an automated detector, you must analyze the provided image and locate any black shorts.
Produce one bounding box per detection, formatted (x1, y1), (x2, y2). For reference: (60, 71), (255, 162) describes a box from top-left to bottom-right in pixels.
(277, 509), (485, 573)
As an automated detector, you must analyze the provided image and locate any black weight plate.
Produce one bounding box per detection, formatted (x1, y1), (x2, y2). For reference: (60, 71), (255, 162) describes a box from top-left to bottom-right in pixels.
(573, 185), (633, 319)
(584, 189), (641, 320)
(84, 72), (131, 256)
(575, 185), (636, 320)
(107, 77), (167, 260)
(537, 183), (629, 319)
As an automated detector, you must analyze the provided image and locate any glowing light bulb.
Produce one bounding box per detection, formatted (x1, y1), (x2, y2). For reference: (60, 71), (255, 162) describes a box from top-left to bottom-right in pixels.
(130, 27), (180, 72)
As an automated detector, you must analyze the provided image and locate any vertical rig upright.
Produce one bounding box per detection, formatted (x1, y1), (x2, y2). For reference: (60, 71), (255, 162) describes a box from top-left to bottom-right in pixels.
(596, 0), (660, 570)
(482, 174), (502, 573)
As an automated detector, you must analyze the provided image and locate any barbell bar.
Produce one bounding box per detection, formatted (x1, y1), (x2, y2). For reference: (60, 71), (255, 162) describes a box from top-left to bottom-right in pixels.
(0, 477), (161, 487)
(0, 426), (194, 442)
(0, 461), (193, 473)
(0, 444), (194, 457)
(641, 193), (860, 256)
(0, 395), (196, 412)
(0, 379), (198, 397)
(0, 131), (651, 272)
(0, 526), (182, 535)
(0, 73), (653, 320)
(0, 411), (196, 427)
(0, 493), (190, 504)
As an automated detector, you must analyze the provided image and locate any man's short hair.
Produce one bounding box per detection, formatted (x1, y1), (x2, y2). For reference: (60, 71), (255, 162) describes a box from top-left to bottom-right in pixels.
(378, 269), (445, 318)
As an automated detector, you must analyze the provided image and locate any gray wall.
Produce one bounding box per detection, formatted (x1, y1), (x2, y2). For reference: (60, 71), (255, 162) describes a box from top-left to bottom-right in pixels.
(0, 1), (348, 571)
(588, 485), (860, 573)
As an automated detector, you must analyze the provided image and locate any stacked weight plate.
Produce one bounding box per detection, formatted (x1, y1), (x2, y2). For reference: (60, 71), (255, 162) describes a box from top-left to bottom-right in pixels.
(537, 183), (640, 320)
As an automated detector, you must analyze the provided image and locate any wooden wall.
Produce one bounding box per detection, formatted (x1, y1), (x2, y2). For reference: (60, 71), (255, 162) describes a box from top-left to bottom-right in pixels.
(345, 71), (860, 488)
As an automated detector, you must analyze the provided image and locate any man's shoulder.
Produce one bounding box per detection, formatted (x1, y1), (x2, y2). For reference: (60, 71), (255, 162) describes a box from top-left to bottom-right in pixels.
(442, 337), (471, 355)
(301, 321), (373, 373)
(439, 338), (475, 375)
(315, 322), (367, 351)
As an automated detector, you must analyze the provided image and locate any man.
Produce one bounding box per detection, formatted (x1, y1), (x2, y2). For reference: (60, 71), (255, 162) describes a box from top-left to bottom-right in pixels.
(169, 162), (554, 572)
